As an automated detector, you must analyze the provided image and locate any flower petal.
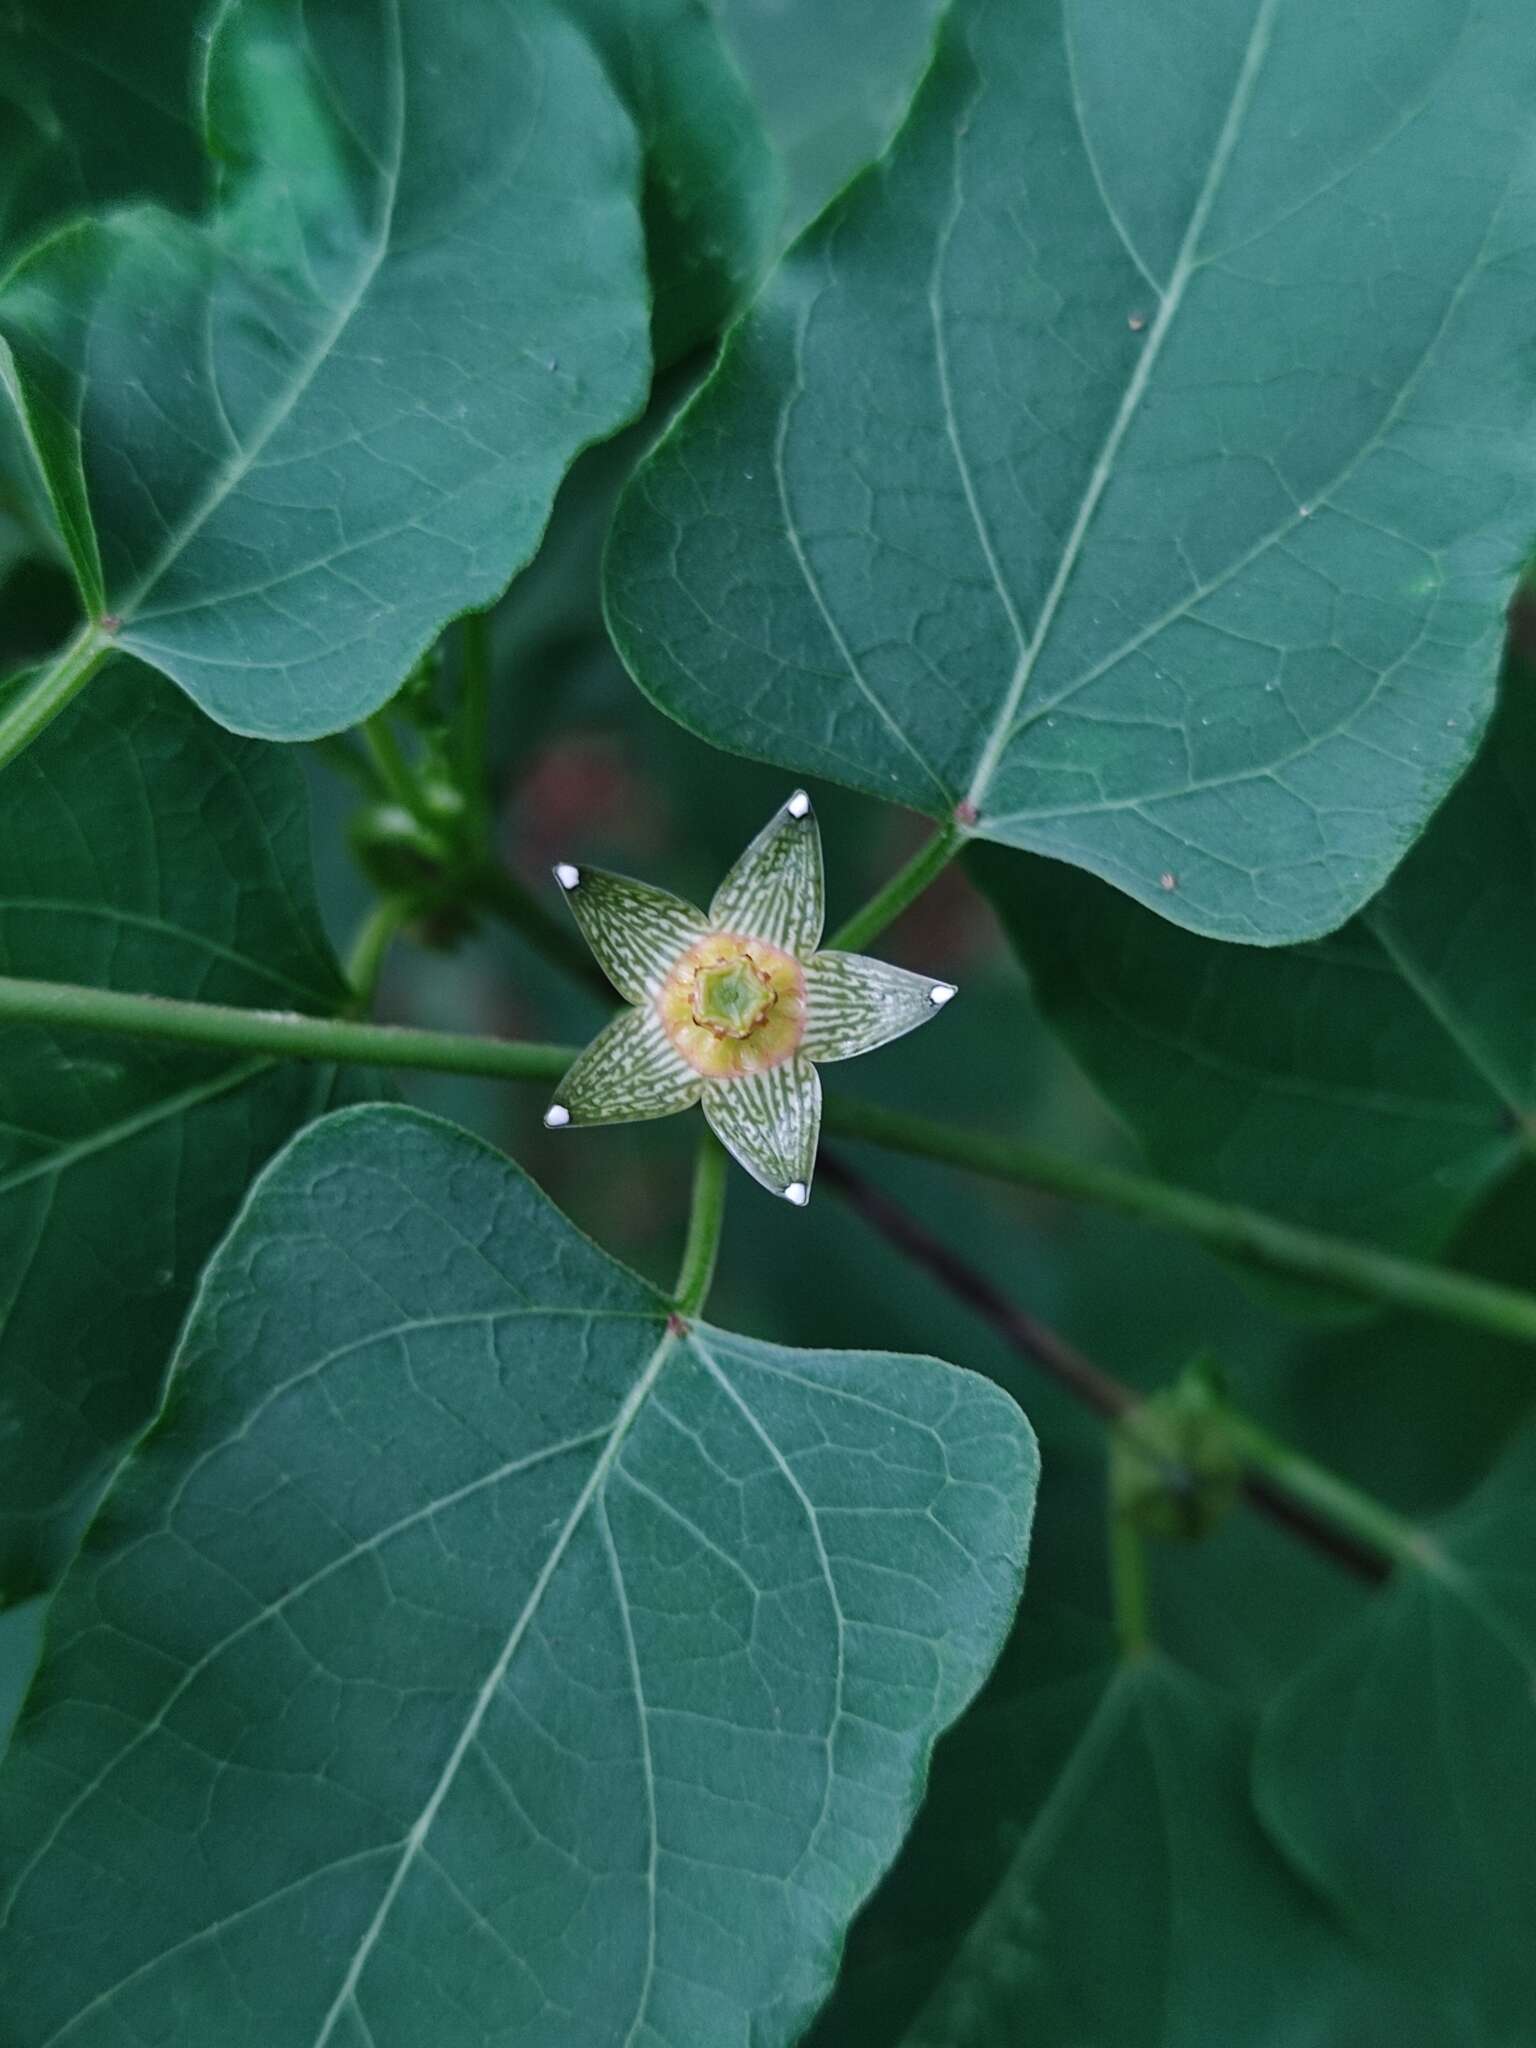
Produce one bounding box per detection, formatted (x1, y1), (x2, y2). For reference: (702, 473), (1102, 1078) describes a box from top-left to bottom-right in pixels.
(703, 1055), (821, 1203)
(801, 951), (957, 1063)
(546, 1007), (704, 1126)
(708, 791), (823, 956)
(553, 865), (708, 1001)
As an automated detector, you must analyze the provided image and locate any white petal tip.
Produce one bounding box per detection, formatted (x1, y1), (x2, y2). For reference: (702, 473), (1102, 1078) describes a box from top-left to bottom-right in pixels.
(544, 1104), (571, 1128)
(785, 790), (811, 819)
(553, 863), (581, 891)
(784, 1180), (810, 1206)
(929, 983), (958, 1006)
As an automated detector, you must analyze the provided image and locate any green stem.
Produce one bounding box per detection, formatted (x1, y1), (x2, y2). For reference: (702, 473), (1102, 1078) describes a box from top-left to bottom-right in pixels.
(469, 862), (614, 1001)
(0, 623), (112, 771)
(1108, 1504), (1153, 1659)
(827, 823), (962, 953)
(1222, 1412), (1434, 1571)
(345, 897), (415, 1010)
(362, 712), (430, 825)
(820, 1097), (1536, 1347)
(0, 975), (570, 1085)
(7, 972), (1536, 1354)
(673, 1133), (728, 1318)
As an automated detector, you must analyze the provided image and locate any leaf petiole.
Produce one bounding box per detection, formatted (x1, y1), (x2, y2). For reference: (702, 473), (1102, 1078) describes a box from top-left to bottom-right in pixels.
(0, 621), (112, 771)
(826, 820), (963, 954)
(673, 1131), (728, 1318)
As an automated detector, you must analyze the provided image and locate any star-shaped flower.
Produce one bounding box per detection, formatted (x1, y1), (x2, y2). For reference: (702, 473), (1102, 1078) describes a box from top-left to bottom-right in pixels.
(543, 791), (956, 1203)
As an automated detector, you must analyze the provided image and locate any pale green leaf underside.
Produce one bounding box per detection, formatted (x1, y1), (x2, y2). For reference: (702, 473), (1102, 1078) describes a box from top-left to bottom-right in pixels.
(0, 663), (369, 1599)
(0, 1107), (1035, 2048)
(0, 0), (650, 739)
(979, 655), (1536, 1261)
(608, 0), (1536, 943)
(1256, 1427), (1536, 2040)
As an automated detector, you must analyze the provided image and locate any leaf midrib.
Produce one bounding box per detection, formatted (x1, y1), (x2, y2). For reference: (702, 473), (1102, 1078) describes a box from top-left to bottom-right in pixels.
(958, 0), (1282, 819)
(112, 0), (406, 625)
(309, 1322), (680, 2046)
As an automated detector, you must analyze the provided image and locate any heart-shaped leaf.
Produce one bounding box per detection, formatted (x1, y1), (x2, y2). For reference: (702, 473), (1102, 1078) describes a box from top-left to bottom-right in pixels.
(0, 0), (650, 739)
(896, 1660), (1433, 2048)
(1255, 1425), (1536, 2040)
(977, 657), (1536, 1261)
(607, 0), (1536, 942)
(0, 663), (370, 1600)
(0, 1105), (1035, 2048)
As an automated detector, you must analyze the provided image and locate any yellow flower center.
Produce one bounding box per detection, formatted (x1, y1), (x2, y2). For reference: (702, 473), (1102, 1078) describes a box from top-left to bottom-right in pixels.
(658, 934), (805, 1079)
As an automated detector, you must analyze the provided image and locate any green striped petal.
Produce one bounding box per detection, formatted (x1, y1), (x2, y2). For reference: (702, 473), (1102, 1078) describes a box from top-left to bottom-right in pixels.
(709, 790), (823, 955)
(801, 951), (957, 1063)
(703, 1055), (822, 1204)
(553, 864), (707, 1001)
(546, 1007), (704, 1127)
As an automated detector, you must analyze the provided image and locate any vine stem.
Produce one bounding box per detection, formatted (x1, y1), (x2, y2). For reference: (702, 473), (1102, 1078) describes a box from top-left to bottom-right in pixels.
(362, 711), (429, 824)
(0, 623), (113, 770)
(4, 973), (1536, 1354)
(0, 974), (571, 1084)
(1221, 1413), (1437, 1572)
(826, 822), (962, 953)
(344, 897), (417, 1010)
(818, 1098), (1536, 1348)
(817, 1149), (1396, 1584)
(673, 1133), (728, 1318)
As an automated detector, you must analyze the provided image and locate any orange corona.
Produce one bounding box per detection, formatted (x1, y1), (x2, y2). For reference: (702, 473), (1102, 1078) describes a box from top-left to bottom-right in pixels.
(657, 933), (806, 1079)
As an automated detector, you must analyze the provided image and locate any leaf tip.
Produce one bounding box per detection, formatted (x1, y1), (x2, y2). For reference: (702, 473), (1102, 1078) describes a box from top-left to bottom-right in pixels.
(929, 982), (957, 1007)
(783, 1179), (810, 1206)
(785, 789), (812, 819)
(544, 1104), (571, 1129)
(553, 862), (581, 892)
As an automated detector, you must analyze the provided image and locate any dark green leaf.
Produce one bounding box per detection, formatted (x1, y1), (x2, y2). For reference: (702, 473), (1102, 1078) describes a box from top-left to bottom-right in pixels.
(0, 2), (208, 260)
(0, 1105), (1036, 2047)
(0, 663), (368, 1598)
(0, 1600), (44, 1759)
(0, 0), (650, 738)
(565, 0), (780, 361)
(607, 0), (1536, 942)
(1256, 1424), (1536, 2040)
(710, 0), (943, 238)
(978, 657), (1536, 1259)
(895, 1659), (1446, 2047)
